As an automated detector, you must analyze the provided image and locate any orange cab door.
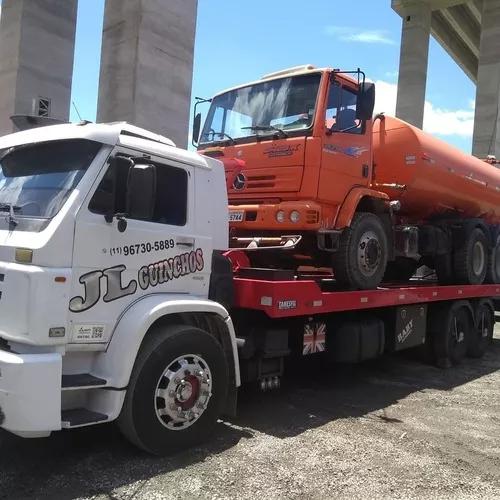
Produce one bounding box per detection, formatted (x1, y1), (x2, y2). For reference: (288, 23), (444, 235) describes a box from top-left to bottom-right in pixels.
(318, 81), (372, 207)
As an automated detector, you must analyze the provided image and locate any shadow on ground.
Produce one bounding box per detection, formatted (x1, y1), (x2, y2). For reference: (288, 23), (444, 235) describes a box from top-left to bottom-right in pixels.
(1, 339), (499, 499)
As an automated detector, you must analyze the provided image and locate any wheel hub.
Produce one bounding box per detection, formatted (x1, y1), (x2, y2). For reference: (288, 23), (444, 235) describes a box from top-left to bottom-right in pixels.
(453, 317), (465, 343)
(472, 240), (485, 276)
(155, 354), (212, 430)
(357, 231), (381, 276)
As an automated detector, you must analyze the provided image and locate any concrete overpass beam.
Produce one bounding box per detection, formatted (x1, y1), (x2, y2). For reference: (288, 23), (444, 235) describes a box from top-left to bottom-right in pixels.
(97, 0), (198, 148)
(440, 4), (480, 58)
(0, 0), (78, 136)
(395, 1), (432, 128)
(472, 0), (500, 158)
(431, 10), (478, 82)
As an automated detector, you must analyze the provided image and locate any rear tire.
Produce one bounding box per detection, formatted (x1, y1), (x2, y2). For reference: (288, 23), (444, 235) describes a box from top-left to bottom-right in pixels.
(434, 254), (454, 285)
(432, 301), (473, 367)
(486, 233), (500, 284)
(333, 212), (388, 290)
(453, 227), (488, 285)
(118, 325), (228, 455)
(468, 300), (494, 358)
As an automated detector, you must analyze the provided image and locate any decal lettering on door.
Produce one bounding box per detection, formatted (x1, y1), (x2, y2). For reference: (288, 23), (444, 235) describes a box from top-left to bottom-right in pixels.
(69, 249), (204, 313)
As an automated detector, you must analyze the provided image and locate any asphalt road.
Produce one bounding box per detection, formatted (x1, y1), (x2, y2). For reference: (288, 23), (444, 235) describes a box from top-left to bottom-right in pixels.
(2, 328), (500, 499)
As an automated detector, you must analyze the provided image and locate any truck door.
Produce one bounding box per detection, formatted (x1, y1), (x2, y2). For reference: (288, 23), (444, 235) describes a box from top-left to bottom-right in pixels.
(319, 81), (371, 207)
(68, 149), (202, 344)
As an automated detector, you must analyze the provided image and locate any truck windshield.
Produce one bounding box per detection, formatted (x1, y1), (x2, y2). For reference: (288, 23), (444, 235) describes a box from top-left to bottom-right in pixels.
(0, 139), (101, 220)
(200, 73), (321, 145)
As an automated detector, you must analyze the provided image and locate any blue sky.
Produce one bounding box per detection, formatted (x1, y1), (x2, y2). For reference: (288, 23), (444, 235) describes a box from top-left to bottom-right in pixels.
(7, 0), (478, 152)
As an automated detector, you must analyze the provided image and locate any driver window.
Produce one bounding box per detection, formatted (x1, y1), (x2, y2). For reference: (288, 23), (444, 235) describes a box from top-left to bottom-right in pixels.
(325, 83), (363, 134)
(89, 159), (188, 226)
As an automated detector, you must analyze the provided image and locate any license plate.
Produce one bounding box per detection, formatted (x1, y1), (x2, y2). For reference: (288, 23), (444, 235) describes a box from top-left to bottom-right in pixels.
(229, 211), (244, 222)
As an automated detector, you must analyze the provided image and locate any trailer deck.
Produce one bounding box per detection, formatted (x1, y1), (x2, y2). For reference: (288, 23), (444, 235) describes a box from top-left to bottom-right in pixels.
(232, 271), (500, 318)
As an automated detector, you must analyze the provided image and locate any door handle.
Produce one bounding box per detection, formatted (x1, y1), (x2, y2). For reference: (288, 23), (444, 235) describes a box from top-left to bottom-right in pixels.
(176, 238), (195, 248)
(362, 164), (369, 178)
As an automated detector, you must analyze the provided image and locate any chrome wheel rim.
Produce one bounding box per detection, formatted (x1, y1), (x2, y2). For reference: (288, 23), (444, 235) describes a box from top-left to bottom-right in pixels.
(154, 354), (212, 431)
(357, 230), (382, 277)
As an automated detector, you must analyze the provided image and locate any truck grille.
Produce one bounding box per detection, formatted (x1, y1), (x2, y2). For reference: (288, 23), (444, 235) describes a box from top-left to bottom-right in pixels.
(246, 174), (276, 189)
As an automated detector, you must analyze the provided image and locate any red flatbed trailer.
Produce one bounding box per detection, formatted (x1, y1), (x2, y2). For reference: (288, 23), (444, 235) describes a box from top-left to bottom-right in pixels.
(223, 251), (499, 389)
(233, 278), (500, 318)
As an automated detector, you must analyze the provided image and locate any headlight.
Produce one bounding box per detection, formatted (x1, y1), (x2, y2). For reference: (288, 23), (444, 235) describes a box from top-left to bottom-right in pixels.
(276, 210), (286, 223)
(290, 210), (300, 223)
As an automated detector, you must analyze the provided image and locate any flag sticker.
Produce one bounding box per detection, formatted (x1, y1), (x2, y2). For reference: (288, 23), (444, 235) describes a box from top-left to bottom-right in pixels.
(303, 322), (326, 355)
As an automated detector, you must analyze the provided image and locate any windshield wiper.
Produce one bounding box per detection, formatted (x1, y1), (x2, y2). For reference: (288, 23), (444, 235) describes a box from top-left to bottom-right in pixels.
(0, 203), (21, 227)
(204, 131), (236, 145)
(241, 125), (288, 138)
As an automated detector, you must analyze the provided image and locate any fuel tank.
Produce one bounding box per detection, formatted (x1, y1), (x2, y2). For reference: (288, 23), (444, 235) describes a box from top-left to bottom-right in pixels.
(373, 116), (500, 224)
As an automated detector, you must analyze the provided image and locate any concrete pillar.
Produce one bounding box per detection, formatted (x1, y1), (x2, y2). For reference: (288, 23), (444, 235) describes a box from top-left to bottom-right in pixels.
(0, 0), (78, 136)
(472, 0), (500, 158)
(395, 1), (432, 128)
(97, 0), (197, 148)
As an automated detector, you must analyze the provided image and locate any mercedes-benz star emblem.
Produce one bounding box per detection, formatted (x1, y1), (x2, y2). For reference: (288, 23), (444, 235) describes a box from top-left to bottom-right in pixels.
(233, 173), (246, 190)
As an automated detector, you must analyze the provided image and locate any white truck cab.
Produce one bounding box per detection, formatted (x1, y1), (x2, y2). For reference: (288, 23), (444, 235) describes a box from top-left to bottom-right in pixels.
(0, 122), (239, 454)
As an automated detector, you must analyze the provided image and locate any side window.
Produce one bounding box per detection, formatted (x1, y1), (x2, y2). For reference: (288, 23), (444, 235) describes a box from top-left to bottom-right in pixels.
(325, 84), (363, 134)
(89, 159), (188, 226)
(153, 164), (187, 225)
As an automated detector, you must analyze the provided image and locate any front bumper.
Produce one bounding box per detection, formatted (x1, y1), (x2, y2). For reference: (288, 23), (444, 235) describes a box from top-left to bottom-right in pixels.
(0, 348), (61, 437)
(229, 201), (321, 231)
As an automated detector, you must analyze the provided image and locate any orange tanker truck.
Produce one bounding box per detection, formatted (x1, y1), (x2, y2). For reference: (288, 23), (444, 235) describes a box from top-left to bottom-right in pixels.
(193, 65), (500, 290)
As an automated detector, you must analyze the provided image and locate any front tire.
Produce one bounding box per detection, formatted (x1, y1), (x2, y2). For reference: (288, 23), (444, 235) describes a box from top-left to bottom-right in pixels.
(118, 325), (228, 455)
(333, 212), (388, 290)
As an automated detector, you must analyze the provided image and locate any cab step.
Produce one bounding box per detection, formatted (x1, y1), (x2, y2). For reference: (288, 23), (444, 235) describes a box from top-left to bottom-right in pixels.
(61, 408), (108, 428)
(61, 373), (107, 390)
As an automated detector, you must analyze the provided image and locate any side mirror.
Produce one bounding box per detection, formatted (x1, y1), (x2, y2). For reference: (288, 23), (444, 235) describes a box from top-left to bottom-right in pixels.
(127, 164), (157, 221)
(192, 113), (202, 146)
(356, 82), (375, 121)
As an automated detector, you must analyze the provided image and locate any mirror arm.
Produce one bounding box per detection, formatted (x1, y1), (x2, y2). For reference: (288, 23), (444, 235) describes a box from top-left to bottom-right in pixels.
(193, 97), (212, 147)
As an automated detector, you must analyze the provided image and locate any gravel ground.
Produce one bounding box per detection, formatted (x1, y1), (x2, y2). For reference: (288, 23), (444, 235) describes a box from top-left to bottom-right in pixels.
(1, 327), (500, 500)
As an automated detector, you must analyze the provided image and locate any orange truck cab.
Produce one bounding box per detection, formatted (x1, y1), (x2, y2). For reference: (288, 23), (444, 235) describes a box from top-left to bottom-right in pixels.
(194, 65), (500, 290)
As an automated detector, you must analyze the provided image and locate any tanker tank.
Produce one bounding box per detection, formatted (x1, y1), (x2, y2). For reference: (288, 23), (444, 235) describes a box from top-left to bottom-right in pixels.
(372, 116), (500, 224)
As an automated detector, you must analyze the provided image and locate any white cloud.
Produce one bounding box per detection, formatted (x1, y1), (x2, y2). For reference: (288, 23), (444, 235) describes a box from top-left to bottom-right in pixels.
(384, 70), (399, 80)
(373, 80), (474, 137)
(325, 26), (395, 45)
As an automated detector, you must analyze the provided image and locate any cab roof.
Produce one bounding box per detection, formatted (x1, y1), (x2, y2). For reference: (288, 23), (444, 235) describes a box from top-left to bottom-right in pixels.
(0, 121), (217, 171)
(210, 65), (359, 99)
(0, 121), (175, 151)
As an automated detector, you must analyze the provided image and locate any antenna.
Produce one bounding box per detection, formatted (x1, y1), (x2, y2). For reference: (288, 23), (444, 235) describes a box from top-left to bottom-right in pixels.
(72, 101), (83, 121)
